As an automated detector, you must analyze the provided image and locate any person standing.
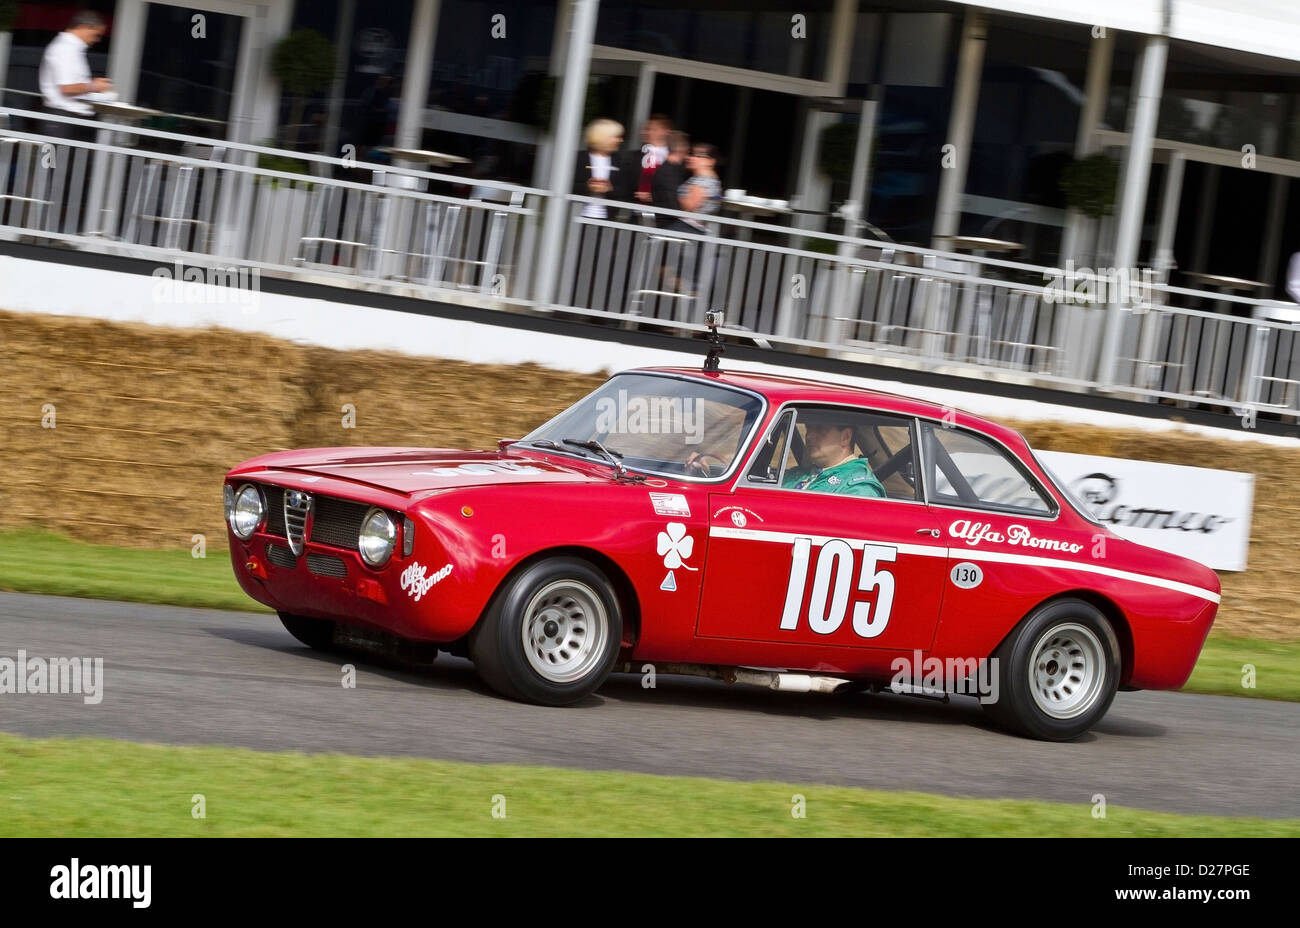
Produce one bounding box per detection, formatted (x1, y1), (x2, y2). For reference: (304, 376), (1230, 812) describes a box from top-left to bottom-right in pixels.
(39, 11), (112, 141)
(651, 131), (690, 227)
(675, 143), (722, 233)
(574, 119), (627, 219)
(626, 113), (672, 204)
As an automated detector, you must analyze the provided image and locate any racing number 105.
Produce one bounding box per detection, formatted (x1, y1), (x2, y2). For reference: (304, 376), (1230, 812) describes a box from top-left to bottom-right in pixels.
(780, 538), (897, 639)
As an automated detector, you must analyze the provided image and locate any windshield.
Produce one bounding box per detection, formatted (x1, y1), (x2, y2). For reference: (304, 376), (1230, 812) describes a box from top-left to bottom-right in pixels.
(521, 373), (766, 479)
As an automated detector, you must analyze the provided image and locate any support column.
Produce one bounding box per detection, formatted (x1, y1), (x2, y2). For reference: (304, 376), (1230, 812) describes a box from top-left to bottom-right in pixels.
(534, 0), (600, 308)
(931, 9), (986, 244)
(1258, 175), (1289, 294)
(322, 0), (357, 158)
(1060, 30), (1114, 264)
(0, 32), (12, 108)
(1097, 35), (1167, 387)
(1152, 151), (1184, 284)
(396, 0), (439, 149)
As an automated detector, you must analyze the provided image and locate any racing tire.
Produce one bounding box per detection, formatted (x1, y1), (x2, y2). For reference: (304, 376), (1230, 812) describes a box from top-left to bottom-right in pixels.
(982, 598), (1120, 741)
(469, 557), (623, 706)
(278, 612), (337, 651)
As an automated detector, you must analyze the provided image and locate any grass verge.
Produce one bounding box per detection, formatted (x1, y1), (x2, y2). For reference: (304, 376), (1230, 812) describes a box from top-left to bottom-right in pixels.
(0, 732), (1294, 837)
(0, 530), (1294, 701)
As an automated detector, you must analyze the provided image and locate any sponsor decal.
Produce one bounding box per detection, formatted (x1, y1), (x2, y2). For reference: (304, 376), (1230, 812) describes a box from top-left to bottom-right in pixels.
(656, 522), (696, 570)
(649, 492), (691, 517)
(949, 519), (1083, 554)
(1070, 472), (1230, 534)
(660, 571), (677, 592)
(950, 562), (983, 589)
(711, 505), (764, 525)
(400, 561), (453, 601)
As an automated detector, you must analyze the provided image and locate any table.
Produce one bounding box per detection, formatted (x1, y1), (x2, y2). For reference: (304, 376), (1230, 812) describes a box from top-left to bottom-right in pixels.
(376, 146), (471, 170)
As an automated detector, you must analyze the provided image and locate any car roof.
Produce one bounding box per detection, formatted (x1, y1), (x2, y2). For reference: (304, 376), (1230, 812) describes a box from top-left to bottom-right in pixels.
(633, 366), (1024, 446)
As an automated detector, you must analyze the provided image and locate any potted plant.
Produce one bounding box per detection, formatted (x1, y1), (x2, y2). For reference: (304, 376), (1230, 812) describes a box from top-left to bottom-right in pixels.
(1060, 152), (1119, 220)
(270, 28), (336, 152)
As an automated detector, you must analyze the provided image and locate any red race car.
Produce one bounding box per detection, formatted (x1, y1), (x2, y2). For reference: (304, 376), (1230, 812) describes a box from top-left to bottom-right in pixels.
(224, 361), (1219, 740)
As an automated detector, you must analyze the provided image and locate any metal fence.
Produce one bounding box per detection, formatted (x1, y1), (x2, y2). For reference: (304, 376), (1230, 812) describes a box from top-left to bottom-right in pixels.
(3, 107), (1298, 423)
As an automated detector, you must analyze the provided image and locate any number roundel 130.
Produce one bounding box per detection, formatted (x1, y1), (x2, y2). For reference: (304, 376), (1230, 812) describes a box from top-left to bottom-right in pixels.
(779, 538), (896, 639)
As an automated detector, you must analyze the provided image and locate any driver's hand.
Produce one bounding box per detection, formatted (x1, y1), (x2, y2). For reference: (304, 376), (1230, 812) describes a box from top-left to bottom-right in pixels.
(684, 452), (708, 475)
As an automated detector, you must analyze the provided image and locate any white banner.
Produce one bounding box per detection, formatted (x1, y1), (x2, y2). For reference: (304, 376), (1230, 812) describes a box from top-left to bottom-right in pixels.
(1037, 451), (1255, 572)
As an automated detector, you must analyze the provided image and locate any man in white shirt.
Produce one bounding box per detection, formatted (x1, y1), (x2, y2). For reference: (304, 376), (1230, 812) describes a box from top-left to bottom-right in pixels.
(39, 11), (112, 139)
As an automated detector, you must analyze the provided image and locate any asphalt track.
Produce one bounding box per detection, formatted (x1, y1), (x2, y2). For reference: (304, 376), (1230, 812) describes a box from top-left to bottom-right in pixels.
(1, 591), (1295, 819)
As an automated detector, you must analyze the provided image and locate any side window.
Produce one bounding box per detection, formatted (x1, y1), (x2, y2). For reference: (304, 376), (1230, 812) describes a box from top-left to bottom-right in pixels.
(922, 424), (1053, 514)
(745, 406), (919, 501)
(744, 411), (793, 485)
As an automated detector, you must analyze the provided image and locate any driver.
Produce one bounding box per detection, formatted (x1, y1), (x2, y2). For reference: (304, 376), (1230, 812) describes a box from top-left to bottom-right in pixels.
(782, 417), (886, 498)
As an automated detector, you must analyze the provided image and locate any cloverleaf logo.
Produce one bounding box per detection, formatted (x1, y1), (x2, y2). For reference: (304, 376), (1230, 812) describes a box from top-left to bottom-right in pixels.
(657, 522), (696, 570)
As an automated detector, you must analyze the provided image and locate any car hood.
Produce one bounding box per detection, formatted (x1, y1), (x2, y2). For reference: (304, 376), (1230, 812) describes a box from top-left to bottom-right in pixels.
(233, 447), (599, 495)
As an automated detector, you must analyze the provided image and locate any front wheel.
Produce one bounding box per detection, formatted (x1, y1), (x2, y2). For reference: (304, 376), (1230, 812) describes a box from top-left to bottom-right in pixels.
(983, 599), (1120, 741)
(469, 557), (622, 706)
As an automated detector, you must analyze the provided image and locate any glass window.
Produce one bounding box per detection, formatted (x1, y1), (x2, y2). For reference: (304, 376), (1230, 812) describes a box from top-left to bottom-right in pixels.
(746, 406), (918, 501)
(136, 3), (243, 139)
(744, 410), (794, 485)
(595, 0), (833, 81)
(520, 373), (764, 479)
(922, 424), (1053, 514)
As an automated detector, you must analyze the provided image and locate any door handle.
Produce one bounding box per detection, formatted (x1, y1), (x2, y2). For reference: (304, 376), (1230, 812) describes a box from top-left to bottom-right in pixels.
(916, 528), (940, 538)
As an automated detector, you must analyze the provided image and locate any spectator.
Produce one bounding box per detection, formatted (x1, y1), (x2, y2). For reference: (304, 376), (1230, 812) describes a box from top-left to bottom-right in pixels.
(651, 131), (690, 227)
(574, 119), (628, 219)
(676, 143), (722, 233)
(39, 10), (112, 141)
(626, 113), (672, 204)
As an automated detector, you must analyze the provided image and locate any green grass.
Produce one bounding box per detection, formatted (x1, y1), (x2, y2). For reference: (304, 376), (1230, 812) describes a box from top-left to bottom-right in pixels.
(1181, 635), (1300, 702)
(0, 732), (1294, 837)
(0, 530), (1295, 701)
(0, 530), (268, 613)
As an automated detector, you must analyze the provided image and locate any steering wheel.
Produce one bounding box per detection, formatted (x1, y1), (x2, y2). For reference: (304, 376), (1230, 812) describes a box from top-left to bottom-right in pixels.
(876, 445), (916, 488)
(685, 452), (728, 478)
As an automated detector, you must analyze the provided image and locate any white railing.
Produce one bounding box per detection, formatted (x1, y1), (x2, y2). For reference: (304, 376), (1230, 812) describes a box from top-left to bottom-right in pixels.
(3, 107), (1298, 424)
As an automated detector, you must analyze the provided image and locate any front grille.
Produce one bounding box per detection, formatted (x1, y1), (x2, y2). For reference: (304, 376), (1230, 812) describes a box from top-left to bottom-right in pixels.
(307, 553), (348, 578)
(284, 490), (312, 555)
(266, 543), (297, 569)
(254, 483), (388, 553)
(310, 496), (372, 549)
(263, 485), (286, 536)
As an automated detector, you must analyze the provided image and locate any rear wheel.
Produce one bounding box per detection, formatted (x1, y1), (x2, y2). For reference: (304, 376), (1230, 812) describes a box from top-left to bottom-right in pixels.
(983, 599), (1120, 741)
(469, 557), (622, 706)
(278, 612), (337, 651)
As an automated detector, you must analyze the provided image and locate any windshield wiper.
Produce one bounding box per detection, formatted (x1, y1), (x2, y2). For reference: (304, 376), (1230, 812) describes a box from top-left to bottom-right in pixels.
(560, 438), (644, 482)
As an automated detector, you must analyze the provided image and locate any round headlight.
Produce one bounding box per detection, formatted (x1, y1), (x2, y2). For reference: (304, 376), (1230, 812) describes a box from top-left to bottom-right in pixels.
(230, 484), (264, 540)
(359, 508), (396, 567)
